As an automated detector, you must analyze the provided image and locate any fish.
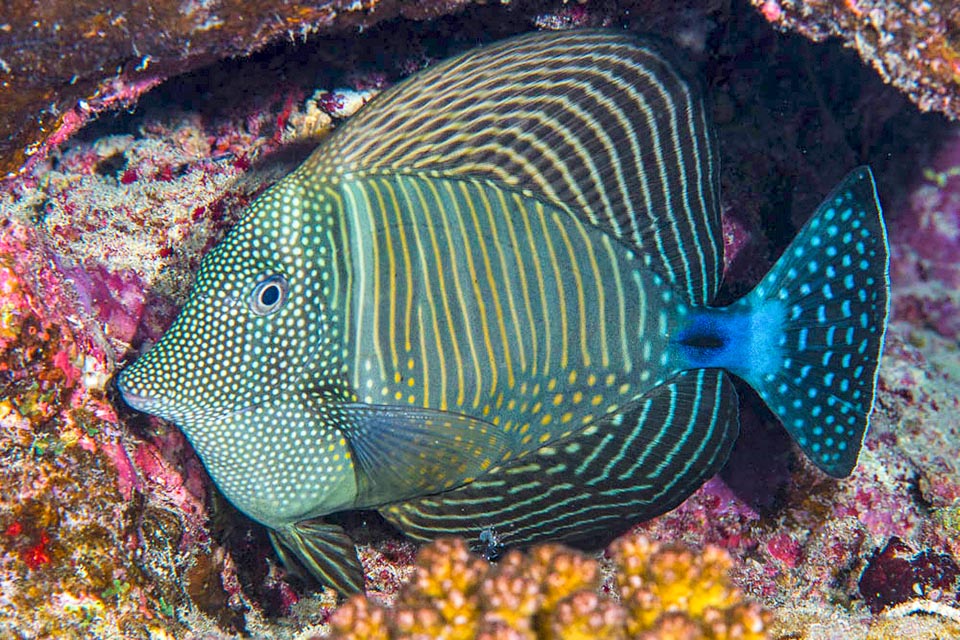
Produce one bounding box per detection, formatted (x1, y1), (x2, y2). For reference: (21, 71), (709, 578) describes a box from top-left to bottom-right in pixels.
(116, 29), (890, 595)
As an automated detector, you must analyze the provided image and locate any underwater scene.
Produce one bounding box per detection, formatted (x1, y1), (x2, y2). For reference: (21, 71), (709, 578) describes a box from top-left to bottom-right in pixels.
(1, 0), (959, 638)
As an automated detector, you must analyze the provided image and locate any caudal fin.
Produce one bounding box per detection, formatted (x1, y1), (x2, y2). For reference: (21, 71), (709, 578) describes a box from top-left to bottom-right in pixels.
(741, 167), (889, 477)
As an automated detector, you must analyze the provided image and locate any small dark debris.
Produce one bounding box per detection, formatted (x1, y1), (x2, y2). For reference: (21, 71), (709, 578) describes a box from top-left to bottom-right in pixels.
(95, 153), (127, 179)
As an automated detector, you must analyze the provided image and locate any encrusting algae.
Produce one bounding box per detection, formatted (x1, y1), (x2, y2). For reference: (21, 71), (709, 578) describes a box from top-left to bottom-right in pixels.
(0, 247), (183, 638)
(325, 533), (771, 640)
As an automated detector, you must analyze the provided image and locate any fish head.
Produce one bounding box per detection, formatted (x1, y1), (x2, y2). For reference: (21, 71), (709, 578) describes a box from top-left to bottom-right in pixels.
(118, 178), (335, 428)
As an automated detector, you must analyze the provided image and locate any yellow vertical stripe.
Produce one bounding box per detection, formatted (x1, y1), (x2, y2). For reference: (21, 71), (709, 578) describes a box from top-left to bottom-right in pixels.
(533, 200), (569, 370)
(442, 181), (488, 409)
(367, 180), (400, 370)
(460, 181), (514, 391)
(515, 193), (551, 376)
(473, 184), (518, 388)
(601, 234), (632, 373)
(423, 179), (469, 407)
(496, 188), (536, 375)
(407, 178), (456, 410)
(570, 212), (610, 367)
(380, 178), (416, 354)
(417, 304), (430, 407)
(549, 210), (590, 368)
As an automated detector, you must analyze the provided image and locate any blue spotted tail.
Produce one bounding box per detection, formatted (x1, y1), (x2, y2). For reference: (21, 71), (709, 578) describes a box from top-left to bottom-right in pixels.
(678, 167), (889, 477)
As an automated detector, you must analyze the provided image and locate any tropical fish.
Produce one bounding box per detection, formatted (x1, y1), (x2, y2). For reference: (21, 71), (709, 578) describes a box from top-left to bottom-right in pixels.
(117, 30), (889, 595)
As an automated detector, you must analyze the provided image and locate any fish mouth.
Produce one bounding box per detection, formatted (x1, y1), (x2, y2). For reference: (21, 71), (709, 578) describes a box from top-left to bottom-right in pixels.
(115, 374), (161, 413)
(117, 386), (159, 413)
(116, 368), (268, 423)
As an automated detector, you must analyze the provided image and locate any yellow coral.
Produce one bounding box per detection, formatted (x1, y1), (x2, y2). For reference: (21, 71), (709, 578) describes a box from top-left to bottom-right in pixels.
(700, 602), (771, 640)
(324, 533), (770, 640)
(478, 551), (542, 635)
(392, 537), (487, 640)
(636, 611), (703, 640)
(544, 591), (626, 640)
(611, 534), (770, 638)
(327, 594), (390, 640)
(527, 544), (599, 613)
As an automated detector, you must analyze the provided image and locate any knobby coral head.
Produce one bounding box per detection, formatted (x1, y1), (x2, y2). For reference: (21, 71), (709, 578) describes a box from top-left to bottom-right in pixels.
(325, 533), (772, 640)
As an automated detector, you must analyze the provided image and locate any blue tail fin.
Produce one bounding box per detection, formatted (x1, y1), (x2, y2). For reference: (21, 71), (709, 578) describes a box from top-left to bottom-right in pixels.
(740, 167), (889, 476)
(674, 167), (889, 477)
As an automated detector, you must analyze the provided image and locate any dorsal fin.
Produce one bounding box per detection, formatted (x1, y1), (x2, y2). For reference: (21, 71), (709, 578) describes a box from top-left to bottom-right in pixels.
(311, 29), (723, 305)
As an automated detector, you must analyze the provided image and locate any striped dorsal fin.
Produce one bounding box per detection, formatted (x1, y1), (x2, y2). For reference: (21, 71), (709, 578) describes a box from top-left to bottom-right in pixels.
(314, 29), (723, 305)
(379, 368), (739, 549)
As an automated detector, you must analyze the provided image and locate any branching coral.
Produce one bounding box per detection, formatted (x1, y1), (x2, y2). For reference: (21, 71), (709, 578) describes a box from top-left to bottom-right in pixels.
(325, 533), (771, 640)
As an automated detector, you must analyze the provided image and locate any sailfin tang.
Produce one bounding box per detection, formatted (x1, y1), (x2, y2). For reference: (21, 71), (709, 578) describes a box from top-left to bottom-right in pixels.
(269, 522), (364, 595)
(319, 30), (722, 305)
(380, 369), (738, 549)
(338, 404), (514, 507)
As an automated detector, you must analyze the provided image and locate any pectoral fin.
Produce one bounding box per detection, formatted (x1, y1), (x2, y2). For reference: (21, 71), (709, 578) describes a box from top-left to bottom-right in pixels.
(338, 403), (515, 508)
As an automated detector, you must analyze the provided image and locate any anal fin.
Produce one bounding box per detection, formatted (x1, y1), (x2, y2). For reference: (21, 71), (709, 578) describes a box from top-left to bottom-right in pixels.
(380, 369), (739, 550)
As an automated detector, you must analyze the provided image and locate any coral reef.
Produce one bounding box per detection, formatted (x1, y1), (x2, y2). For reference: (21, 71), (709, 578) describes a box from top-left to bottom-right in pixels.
(5, 0), (960, 187)
(0, 0), (477, 181)
(1, 1), (960, 638)
(0, 227), (181, 638)
(325, 535), (771, 640)
(752, 0), (960, 120)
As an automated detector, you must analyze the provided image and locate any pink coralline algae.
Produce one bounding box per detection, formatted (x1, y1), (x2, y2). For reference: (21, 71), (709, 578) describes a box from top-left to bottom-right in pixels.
(766, 533), (803, 569)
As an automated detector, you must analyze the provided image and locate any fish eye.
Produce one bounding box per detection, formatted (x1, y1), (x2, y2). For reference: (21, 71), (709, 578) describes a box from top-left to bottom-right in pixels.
(249, 274), (288, 316)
